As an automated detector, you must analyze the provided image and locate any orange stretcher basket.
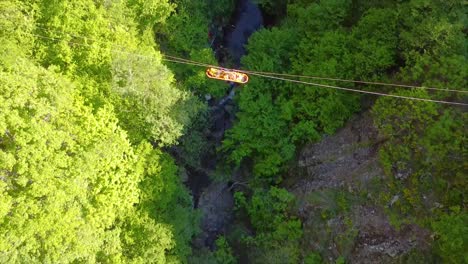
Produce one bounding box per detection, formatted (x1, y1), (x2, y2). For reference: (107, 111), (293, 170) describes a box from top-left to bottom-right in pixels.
(206, 67), (249, 84)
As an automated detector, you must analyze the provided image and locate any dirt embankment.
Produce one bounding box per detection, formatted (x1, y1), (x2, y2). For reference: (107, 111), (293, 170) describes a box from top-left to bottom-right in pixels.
(287, 111), (431, 263)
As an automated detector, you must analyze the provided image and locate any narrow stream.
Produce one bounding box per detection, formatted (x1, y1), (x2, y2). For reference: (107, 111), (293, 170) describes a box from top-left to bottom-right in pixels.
(188, 0), (263, 207)
(225, 0), (263, 67)
(184, 0), (263, 249)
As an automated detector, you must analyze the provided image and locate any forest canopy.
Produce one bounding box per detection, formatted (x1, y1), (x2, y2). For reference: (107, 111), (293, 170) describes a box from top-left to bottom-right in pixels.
(0, 0), (466, 263)
(220, 0), (466, 263)
(0, 0), (199, 262)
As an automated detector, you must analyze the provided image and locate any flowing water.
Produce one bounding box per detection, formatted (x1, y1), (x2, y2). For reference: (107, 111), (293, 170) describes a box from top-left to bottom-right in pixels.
(184, 0), (263, 248)
(187, 0), (263, 206)
(225, 0), (263, 66)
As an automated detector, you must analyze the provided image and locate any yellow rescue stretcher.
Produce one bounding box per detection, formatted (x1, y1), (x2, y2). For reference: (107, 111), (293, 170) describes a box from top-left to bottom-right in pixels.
(206, 67), (249, 84)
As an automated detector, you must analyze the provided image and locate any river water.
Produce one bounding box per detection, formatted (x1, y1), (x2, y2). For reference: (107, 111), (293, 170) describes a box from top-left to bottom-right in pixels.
(225, 0), (263, 66)
(187, 0), (263, 206)
(187, 0), (263, 249)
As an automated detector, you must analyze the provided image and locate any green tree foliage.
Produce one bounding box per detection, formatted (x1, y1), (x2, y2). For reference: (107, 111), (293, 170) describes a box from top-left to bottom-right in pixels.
(222, 81), (297, 178)
(1, 0), (199, 262)
(223, 0), (466, 262)
(235, 187), (303, 263)
(156, 0), (234, 97)
(304, 252), (323, 264)
(371, 0), (467, 217)
(431, 211), (468, 264)
(127, 0), (175, 31)
(111, 50), (203, 145)
(187, 236), (237, 264)
(368, 1), (467, 262)
(113, 144), (198, 263)
(224, 0), (400, 179)
(242, 27), (297, 73)
(0, 45), (197, 264)
(287, 0), (351, 37)
(11, 0), (201, 146)
(253, 0), (288, 19)
(2, 0), (467, 262)
(0, 55), (132, 262)
(152, 0), (235, 171)
(223, 0), (465, 186)
(213, 236), (237, 264)
(398, 0), (465, 59)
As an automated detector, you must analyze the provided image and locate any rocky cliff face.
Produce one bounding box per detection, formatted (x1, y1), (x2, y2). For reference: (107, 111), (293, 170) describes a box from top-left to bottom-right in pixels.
(291, 111), (383, 193)
(287, 111), (431, 263)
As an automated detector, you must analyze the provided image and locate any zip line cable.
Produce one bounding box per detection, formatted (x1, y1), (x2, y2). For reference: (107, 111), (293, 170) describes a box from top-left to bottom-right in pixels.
(5, 29), (467, 106)
(247, 72), (468, 106)
(161, 55), (467, 94)
(162, 58), (468, 106)
(8, 20), (466, 94)
(241, 70), (467, 94)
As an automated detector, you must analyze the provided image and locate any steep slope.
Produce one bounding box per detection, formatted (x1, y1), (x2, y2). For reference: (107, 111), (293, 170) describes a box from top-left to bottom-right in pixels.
(288, 111), (431, 263)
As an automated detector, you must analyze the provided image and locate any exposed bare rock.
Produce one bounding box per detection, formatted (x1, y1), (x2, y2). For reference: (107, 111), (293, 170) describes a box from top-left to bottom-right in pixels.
(350, 206), (431, 263)
(193, 182), (234, 249)
(290, 111), (385, 196)
(287, 112), (431, 263)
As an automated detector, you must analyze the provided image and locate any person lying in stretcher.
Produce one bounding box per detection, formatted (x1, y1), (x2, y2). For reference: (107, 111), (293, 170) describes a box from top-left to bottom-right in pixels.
(206, 67), (249, 84)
